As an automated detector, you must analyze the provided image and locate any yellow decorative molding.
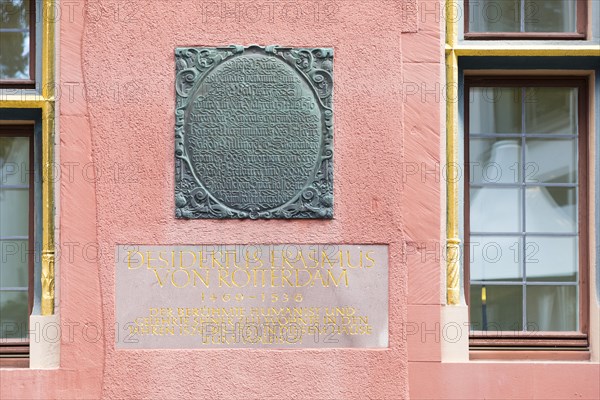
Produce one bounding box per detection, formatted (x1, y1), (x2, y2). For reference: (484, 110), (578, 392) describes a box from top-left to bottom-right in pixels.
(445, 48), (461, 306)
(444, 1), (461, 306)
(40, 0), (56, 316)
(446, 239), (461, 305)
(42, 0), (55, 100)
(41, 101), (55, 315)
(445, 0), (457, 48)
(446, 44), (600, 57)
(41, 250), (55, 315)
(0, 98), (48, 108)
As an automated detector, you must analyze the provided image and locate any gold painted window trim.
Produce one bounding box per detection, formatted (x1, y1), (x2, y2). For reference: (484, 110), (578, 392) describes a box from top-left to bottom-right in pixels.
(444, 0), (600, 305)
(0, 0), (56, 316)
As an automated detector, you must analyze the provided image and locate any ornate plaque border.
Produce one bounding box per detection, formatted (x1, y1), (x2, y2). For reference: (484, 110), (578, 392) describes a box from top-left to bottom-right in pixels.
(174, 45), (334, 219)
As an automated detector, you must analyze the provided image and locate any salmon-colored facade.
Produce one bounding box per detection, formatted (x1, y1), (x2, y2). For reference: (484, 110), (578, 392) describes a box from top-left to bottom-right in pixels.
(0, 0), (599, 399)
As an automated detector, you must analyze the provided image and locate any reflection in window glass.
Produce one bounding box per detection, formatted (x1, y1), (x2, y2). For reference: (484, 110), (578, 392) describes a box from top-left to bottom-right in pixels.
(469, 0), (520, 33)
(0, 240), (29, 287)
(527, 286), (577, 331)
(0, 291), (29, 339)
(470, 138), (521, 184)
(0, 0), (31, 80)
(524, 0), (576, 33)
(468, 0), (578, 33)
(470, 88), (521, 134)
(468, 83), (581, 332)
(470, 236), (522, 282)
(526, 187), (577, 233)
(526, 237), (577, 282)
(470, 285), (523, 331)
(525, 139), (577, 183)
(0, 135), (30, 340)
(525, 88), (577, 134)
(470, 187), (522, 233)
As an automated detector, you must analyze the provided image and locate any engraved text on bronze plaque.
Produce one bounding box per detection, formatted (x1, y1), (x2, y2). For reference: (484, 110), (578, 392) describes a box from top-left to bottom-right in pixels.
(174, 45), (333, 219)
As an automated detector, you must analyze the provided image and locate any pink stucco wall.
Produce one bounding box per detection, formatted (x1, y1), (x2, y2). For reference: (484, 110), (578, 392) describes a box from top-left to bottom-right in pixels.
(86, 1), (411, 398)
(1, 1), (598, 399)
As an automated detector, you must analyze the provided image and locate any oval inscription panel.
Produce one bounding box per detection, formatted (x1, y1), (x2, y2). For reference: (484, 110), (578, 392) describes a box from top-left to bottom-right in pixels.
(175, 46), (333, 219)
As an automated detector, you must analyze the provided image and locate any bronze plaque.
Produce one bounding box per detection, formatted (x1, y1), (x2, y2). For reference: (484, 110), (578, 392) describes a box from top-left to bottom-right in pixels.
(175, 45), (333, 219)
(115, 244), (388, 349)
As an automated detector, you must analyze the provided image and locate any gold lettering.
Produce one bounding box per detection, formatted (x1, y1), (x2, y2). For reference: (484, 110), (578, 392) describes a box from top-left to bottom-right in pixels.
(231, 269), (250, 287)
(218, 270), (231, 287)
(294, 269), (311, 287)
(321, 251), (336, 268)
(308, 249), (318, 267)
(282, 250), (296, 269)
(313, 270), (326, 286)
(153, 270), (166, 287)
(127, 251), (144, 269)
(345, 250), (363, 268)
(365, 251), (376, 268)
(179, 251), (197, 269)
(270, 269), (280, 287)
(270, 249), (279, 268)
(327, 269), (349, 287)
(146, 251), (157, 269)
(157, 251), (170, 268)
(245, 249), (264, 269)
(281, 269), (294, 286)
(212, 252), (224, 269)
(171, 269), (190, 288)
(192, 269), (210, 287)
(226, 250), (245, 269)
(298, 250), (316, 269)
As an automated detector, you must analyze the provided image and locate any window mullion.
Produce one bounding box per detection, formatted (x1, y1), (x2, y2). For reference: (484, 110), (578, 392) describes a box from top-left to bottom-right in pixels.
(520, 87), (527, 332)
(520, 0), (525, 33)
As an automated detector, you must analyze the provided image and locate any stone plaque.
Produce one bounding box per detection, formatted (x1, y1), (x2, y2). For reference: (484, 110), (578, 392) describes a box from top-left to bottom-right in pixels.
(174, 45), (333, 219)
(115, 244), (388, 349)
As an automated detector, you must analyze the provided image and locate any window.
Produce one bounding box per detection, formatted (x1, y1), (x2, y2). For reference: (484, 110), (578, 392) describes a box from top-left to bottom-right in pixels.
(0, 0), (35, 87)
(0, 0), (55, 370)
(0, 124), (34, 366)
(464, 76), (589, 349)
(444, 0), (598, 363)
(0, 0), (54, 370)
(465, 0), (587, 39)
